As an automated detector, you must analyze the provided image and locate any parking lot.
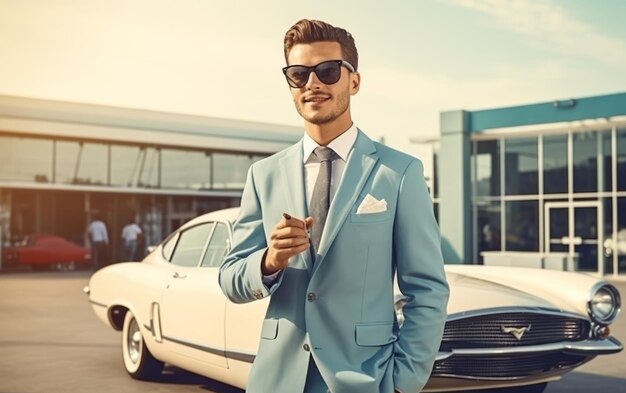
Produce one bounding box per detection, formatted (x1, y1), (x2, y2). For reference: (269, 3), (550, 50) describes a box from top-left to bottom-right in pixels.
(0, 270), (624, 393)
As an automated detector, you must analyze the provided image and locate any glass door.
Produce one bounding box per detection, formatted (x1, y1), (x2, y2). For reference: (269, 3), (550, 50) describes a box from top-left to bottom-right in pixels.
(545, 201), (602, 275)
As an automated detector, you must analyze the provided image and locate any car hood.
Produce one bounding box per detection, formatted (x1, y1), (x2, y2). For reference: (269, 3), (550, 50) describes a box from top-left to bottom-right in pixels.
(442, 265), (601, 317)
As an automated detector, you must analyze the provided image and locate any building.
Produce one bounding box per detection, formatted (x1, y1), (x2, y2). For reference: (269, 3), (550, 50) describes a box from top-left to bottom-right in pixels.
(0, 95), (301, 266)
(436, 91), (626, 277)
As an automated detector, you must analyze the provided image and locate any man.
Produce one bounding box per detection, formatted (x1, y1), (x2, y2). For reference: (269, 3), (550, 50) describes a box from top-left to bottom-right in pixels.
(219, 19), (449, 393)
(86, 214), (109, 270)
(120, 217), (143, 261)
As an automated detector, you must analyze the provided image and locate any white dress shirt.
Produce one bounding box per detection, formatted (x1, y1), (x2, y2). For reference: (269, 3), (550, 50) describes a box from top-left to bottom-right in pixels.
(121, 223), (142, 241)
(302, 123), (358, 211)
(87, 220), (109, 243)
(262, 124), (358, 285)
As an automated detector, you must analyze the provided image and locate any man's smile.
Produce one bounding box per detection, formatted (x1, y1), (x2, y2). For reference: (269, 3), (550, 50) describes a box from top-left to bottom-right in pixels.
(304, 95), (331, 104)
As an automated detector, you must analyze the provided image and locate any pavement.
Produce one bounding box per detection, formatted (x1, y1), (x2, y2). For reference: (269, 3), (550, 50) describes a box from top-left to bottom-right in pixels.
(0, 270), (624, 393)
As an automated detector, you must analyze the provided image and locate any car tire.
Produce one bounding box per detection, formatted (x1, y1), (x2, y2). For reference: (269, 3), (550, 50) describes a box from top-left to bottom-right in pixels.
(121, 311), (164, 380)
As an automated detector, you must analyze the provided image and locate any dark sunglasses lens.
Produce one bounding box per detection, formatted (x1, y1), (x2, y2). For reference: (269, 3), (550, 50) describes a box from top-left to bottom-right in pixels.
(315, 62), (341, 84)
(286, 66), (311, 87)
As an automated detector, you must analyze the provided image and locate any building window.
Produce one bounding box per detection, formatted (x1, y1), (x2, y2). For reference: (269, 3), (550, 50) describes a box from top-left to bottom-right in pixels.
(0, 135), (53, 183)
(161, 149), (212, 189)
(573, 131), (598, 193)
(543, 134), (568, 194)
(618, 128), (626, 191)
(602, 198), (614, 275)
(110, 145), (159, 188)
(476, 201), (501, 261)
(505, 200), (539, 251)
(599, 130), (612, 192)
(617, 197), (626, 274)
(505, 137), (538, 195)
(213, 153), (264, 189)
(473, 140), (501, 197)
(55, 141), (108, 185)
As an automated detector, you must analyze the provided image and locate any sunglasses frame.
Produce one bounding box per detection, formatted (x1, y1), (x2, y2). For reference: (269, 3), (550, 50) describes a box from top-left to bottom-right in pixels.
(282, 60), (355, 88)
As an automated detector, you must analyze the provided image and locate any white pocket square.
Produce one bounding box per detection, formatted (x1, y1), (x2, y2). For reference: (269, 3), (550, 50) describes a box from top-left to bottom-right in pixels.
(356, 194), (387, 214)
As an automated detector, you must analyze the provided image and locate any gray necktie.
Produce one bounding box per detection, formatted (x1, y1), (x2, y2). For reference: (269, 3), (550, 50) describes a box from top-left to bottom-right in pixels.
(310, 147), (336, 253)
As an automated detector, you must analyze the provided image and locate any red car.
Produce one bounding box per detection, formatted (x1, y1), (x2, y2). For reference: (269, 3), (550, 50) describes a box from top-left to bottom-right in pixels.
(2, 234), (91, 271)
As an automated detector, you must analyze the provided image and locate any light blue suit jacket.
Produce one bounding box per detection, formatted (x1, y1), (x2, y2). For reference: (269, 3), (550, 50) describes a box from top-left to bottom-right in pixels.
(219, 130), (449, 393)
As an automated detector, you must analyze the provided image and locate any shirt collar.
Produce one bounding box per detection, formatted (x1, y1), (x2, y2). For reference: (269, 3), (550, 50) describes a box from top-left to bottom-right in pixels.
(302, 124), (358, 163)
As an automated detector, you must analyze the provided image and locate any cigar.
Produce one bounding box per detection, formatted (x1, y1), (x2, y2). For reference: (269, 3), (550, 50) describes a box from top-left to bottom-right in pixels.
(283, 212), (310, 234)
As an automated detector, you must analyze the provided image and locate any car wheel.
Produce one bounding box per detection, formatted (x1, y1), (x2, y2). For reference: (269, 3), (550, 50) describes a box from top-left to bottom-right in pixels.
(121, 311), (164, 380)
(487, 383), (548, 393)
(64, 261), (76, 271)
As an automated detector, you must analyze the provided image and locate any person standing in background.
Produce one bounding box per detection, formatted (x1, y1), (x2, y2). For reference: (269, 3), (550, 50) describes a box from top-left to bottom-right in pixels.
(86, 214), (109, 270)
(121, 217), (143, 261)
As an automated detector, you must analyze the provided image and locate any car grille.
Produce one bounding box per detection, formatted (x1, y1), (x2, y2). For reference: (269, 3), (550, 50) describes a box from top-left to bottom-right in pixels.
(432, 352), (588, 378)
(440, 311), (590, 349)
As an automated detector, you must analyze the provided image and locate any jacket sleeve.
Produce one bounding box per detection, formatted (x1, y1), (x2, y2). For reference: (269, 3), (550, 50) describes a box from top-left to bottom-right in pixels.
(219, 166), (284, 304)
(392, 159), (450, 393)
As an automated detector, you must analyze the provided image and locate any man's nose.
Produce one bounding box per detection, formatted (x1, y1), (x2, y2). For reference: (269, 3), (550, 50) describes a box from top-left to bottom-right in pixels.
(304, 70), (323, 89)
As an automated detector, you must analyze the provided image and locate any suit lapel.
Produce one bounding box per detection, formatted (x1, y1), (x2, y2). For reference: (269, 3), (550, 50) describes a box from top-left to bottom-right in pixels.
(279, 141), (313, 271)
(315, 130), (378, 264)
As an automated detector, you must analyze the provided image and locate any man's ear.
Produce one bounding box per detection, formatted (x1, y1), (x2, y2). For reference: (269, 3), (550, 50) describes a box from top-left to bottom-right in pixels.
(350, 72), (361, 95)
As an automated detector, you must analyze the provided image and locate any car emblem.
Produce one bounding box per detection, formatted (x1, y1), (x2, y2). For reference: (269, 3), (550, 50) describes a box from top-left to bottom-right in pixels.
(501, 324), (532, 340)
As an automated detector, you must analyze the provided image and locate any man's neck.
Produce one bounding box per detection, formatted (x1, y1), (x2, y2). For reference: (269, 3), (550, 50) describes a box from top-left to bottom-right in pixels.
(304, 117), (353, 146)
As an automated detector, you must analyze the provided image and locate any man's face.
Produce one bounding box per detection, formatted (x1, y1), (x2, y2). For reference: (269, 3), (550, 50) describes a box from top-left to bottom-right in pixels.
(286, 41), (359, 126)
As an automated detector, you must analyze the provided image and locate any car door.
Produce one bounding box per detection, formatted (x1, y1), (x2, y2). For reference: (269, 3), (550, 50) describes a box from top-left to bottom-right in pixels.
(159, 221), (228, 368)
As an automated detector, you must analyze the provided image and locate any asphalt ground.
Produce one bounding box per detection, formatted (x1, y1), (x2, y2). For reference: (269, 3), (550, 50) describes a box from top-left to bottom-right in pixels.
(0, 270), (624, 393)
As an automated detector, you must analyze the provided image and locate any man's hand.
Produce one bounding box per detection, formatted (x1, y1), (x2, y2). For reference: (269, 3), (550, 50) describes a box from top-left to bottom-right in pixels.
(261, 214), (314, 275)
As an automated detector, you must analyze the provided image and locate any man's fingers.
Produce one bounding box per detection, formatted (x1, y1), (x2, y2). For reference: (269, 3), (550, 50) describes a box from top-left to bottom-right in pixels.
(276, 214), (307, 230)
(270, 236), (309, 250)
(271, 225), (308, 240)
(305, 216), (314, 229)
(274, 243), (310, 257)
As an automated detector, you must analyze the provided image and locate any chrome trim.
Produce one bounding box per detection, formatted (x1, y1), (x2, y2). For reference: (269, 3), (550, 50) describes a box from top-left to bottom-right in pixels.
(445, 306), (590, 323)
(587, 281), (621, 324)
(435, 336), (623, 361)
(88, 299), (107, 308)
(434, 363), (582, 382)
(163, 335), (226, 357)
(160, 334), (256, 363)
(225, 350), (256, 364)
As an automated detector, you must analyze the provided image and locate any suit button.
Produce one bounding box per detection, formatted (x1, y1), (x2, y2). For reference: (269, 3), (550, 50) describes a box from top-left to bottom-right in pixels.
(307, 292), (316, 302)
(303, 344), (310, 352)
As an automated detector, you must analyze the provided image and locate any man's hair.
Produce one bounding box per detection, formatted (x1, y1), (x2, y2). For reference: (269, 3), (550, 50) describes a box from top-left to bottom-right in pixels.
(284, 19), (358, 71)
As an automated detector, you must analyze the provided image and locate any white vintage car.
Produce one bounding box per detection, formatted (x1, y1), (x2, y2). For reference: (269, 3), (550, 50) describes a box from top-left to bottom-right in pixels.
(84, 208), (623, 393)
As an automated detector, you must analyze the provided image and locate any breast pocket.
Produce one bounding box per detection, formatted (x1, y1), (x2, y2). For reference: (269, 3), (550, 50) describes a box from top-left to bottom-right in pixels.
(350, 211), (392, 224)
(350, 193), (393, 224)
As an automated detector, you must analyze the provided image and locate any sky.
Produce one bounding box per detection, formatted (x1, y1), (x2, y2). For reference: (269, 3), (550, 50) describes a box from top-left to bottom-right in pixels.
(1, 0), (625, 152)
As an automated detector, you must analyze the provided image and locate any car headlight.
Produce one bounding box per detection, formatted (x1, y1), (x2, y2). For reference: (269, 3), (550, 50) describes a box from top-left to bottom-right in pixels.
(587, 282), (621, 324)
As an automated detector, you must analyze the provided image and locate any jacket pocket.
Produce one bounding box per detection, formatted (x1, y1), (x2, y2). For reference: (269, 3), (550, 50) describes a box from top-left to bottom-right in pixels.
(350, 210), (392, 224)
(355, 322), (397, 346)
(260, 319), (278, 340)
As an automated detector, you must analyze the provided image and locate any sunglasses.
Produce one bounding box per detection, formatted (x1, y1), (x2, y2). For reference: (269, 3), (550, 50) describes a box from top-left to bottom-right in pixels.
(282, 60), (355, 88)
